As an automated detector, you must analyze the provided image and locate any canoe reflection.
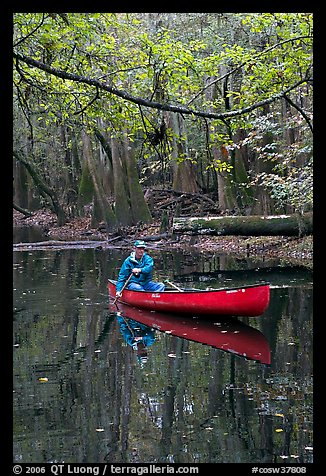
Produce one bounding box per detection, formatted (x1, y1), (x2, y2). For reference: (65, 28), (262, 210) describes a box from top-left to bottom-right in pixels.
(113, 303), (271, 365)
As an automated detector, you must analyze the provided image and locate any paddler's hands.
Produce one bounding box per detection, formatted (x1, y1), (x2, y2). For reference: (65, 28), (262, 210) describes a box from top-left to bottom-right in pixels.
(132, 268), (141, 275)
(115, 291), (122, 298)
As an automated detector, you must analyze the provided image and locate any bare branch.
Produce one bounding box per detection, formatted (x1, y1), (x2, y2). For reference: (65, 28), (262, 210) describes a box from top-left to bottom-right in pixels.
(73, 86), (100, 115)
(283, 94), (313, 133)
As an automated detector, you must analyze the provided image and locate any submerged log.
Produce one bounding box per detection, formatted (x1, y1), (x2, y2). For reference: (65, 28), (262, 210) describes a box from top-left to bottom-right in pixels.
(173, 212), (313, 237)
(174, 266), (313, 288)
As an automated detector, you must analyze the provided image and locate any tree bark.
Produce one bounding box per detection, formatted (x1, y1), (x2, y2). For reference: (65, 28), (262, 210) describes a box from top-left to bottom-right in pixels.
(111, 136), (133, 225)
(250, 104), (276, 215)
(207, 73), (237, 211)
(168, 112), (198, 193)
(81, 130), (117, 231)
(173, 212), (313, 237)
(123, 135), (152, 224)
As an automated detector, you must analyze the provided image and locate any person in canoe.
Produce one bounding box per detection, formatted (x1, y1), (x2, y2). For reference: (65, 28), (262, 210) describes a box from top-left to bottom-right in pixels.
(115, 239), (165, 298)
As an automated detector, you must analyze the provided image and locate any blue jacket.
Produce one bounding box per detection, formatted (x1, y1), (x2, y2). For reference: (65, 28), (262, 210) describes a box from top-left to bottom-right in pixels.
(116, 316), (155, 348)
(116, 251), (154, 292)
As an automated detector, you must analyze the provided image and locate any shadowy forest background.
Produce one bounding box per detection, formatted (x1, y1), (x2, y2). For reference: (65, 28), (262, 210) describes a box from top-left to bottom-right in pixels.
(13, 13), (313, 236)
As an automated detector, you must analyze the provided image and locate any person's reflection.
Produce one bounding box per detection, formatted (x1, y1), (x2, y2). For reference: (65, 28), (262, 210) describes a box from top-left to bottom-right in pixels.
(116, 312), (155, 367)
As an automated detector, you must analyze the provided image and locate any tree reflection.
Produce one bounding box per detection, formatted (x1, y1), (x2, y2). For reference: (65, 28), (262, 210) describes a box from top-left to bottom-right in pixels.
(13, 249), (313, 464)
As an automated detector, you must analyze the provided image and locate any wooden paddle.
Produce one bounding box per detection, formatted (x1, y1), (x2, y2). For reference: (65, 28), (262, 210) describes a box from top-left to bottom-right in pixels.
(117, 311), (135, 338)
(164, 279), (184, 292)
(113, 272), (133, 304)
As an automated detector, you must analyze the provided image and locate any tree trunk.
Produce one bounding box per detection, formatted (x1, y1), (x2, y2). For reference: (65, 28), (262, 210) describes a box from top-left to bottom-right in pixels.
(111, 136), (133, 225)
(13, 160), (29, 209)
(94, 123), (114, 196)
(77, 160), (94, 209)
(207, 76), (237, 211)
(232, 128), (255, 212)
(173, 212), (313, 237)
(81, 130), (117, 231)
(250, 104), (276, 215)
(168, 112), (199, 193)
(123, 135), (152, 224)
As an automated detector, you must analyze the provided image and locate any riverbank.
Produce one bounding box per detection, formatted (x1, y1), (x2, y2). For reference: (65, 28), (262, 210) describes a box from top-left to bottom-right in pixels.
(13, 209), (313, 267)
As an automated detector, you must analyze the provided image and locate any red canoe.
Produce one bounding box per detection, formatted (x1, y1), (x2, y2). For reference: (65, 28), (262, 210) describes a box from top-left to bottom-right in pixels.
(108, 279), (270, 316)
(111, 303), (271, 364)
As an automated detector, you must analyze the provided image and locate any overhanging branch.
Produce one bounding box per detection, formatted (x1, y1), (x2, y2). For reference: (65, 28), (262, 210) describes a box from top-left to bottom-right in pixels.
(14, 51), (311, 123)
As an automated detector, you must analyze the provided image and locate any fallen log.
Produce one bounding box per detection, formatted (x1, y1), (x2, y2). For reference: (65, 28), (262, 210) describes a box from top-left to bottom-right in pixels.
(173, 212), (313, 237)
(12, 233), (172, 251)
(13, 240), (110, 251)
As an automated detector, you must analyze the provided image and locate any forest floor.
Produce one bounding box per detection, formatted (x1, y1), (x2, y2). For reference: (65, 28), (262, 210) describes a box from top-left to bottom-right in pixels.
(13, 199), (313, 269)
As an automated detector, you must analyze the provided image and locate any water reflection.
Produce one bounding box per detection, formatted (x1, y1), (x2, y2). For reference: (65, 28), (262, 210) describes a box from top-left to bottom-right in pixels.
(13, 249), (313, 464)
(116, 314), (156, 367)
(113, 305), (271, 365)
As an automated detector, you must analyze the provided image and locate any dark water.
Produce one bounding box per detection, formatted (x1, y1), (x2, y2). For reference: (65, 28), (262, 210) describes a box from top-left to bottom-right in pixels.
(13, 247), (313, 464)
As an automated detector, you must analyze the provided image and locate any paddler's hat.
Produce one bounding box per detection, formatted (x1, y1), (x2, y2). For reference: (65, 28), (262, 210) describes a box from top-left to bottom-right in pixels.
(134, 240), (147, 248)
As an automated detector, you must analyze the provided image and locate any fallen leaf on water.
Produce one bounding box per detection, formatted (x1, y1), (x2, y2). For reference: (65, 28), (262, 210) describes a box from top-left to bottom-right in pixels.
(96, 428), (105, 432)
(38, 378), (48, 382)
(275, 413), (284, 417)
(275, 428), (283, 432)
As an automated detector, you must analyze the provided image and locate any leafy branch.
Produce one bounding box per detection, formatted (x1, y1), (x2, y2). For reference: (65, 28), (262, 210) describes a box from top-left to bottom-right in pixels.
(14, 51), (312, 124)
(187, 35), (312, 106)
